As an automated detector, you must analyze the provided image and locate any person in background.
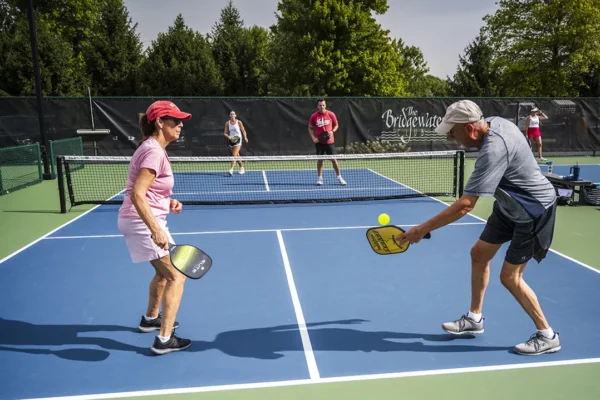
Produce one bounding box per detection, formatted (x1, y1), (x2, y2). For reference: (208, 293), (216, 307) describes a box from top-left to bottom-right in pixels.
(525, 107), (548, 161)
(308, 98), (346, 186)
(224, 110), (248, 176)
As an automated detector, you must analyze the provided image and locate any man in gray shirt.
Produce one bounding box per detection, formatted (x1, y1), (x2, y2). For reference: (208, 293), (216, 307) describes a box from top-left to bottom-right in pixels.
(396, 100), (560, 355)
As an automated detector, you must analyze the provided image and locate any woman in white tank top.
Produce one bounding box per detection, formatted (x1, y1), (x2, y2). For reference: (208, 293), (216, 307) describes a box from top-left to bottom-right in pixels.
(223, 110), (248, 175)
(525, 107), (548, 161)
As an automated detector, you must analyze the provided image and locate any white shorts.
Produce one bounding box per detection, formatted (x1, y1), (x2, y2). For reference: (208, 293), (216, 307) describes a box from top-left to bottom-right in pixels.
(118, 217), (175, 263)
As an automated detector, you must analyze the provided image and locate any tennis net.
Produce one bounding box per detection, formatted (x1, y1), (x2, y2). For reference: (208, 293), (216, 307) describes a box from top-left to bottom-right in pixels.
(0, 143), (43, 195)
(56, 151), (465, 213)
(49, 137), (83, 175)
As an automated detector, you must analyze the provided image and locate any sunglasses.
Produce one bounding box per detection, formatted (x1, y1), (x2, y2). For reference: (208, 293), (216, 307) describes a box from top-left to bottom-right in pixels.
(160, 115), (183, 125)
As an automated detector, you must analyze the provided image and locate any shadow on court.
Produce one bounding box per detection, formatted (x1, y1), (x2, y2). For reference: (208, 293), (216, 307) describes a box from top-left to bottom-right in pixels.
(0, 318), (512, 361)
(0, 317), (146, 361)
(190, 319), (511, 360)
(0, 345), (110, 362)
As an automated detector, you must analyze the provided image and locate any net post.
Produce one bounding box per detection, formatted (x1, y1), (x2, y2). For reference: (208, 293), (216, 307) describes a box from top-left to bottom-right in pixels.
(458, 150), (465, 197)
(64, 158), (76, 208)
(26, 0), (55, 181)
(49, 139), (55, 174)
(453, 152), (458, 197)
(57, 156), (67, 213)
(35, 142), (42, 182)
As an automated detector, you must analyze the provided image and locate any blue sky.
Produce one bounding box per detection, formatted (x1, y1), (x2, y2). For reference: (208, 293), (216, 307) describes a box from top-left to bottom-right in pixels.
(124, 0), (500, 79)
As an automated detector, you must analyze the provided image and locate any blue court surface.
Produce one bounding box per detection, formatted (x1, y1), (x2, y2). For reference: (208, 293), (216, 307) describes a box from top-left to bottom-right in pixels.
(172, 169), (403, 202)
(104, 167), (441, 203)
(2, 172), (600, 399)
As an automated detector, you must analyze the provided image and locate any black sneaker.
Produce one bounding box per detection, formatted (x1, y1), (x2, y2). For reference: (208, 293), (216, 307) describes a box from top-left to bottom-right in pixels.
(138, 313), (180, 333)
(150, 333), (192, 355)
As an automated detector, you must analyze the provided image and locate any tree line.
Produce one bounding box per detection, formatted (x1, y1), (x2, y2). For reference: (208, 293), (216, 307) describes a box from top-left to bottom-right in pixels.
(1, 0), (599, 98)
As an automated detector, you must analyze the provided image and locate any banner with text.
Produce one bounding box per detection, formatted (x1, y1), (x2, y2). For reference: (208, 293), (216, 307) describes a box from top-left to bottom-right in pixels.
(1, 97), (598, 157)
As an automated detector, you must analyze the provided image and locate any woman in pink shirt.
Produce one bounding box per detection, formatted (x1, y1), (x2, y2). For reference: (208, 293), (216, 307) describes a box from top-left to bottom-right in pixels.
(117, 100), (192, 355)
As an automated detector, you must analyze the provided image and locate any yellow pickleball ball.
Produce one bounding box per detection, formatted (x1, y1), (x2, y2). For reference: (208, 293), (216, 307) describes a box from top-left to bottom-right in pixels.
(378, 213), (390, 225)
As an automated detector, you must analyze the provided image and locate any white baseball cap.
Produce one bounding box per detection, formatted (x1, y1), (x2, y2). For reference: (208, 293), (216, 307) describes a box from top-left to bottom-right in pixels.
(531, 107), (539, 112)
(435, 100), (484, 135)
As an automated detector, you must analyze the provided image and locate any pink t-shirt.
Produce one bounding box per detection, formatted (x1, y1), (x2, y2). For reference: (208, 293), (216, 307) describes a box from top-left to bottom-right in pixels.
(119, 137), (173, 220)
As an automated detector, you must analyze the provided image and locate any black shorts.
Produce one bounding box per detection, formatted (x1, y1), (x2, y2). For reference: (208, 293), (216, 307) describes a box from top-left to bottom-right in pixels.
(480, 201), (556, 264)
(315, 143), (336, 155)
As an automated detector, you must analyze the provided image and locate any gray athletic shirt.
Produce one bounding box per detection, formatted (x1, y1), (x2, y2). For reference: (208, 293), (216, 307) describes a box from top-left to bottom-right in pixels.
(463, 117), (556, 223)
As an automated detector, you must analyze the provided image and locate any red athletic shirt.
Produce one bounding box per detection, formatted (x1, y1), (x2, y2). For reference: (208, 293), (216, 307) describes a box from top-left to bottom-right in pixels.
(309, 110), (337, 144)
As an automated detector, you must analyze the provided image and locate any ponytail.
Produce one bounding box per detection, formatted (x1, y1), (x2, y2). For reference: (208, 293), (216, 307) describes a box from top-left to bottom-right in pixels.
(138, 113), (155, 148)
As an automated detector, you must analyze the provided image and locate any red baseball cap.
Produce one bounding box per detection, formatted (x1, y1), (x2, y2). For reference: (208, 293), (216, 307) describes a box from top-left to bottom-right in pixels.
(145, 100), (192, 122)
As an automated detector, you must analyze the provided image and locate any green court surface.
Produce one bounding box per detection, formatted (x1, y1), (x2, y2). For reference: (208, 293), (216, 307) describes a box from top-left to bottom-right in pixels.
(1, 155), (599, 400)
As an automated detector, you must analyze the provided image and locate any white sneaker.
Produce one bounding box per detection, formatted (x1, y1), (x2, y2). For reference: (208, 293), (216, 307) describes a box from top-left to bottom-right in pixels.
(316, 176), (323, 186)
(239, 167), (245, 175)
(514, 332), (561, 355)
(337, 176), (347, 185)
(442, 314), (484, 335)
(228, 169), (233, 176)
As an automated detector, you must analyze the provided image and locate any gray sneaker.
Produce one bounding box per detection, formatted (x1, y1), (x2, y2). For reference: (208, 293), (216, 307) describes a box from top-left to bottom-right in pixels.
(514, 332), (561, 355)
(442, 315), (484, 335)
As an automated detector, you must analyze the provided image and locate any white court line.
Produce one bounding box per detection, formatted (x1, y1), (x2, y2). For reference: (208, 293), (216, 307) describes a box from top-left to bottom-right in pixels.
(5, 172), (600, 400)
(276, 230), (319, 380)
(420, 191), (600, 275)
(174, 166), (434, 196)
(42, 222), (487, 240)
(0, 206), (102, 265)
(541, 163), (600, 167)
(0, 189), (130, 266)
(367, 168), (428, 195)
(547, 248), (600, 275)
(23, 357), (600, 400)
(367, 168), (600, 276)
(173, 186), (409, 195)
(262, 170), (270, 191)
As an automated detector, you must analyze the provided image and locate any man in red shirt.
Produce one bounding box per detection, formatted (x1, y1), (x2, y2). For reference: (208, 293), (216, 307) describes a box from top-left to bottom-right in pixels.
(308, 98), (347, 186)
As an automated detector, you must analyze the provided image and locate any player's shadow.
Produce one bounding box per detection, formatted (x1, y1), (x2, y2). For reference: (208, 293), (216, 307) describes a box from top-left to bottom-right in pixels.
(0, 317), (147, 361)
(0, 318), (513, 361)
(189, 319), (512, 360)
